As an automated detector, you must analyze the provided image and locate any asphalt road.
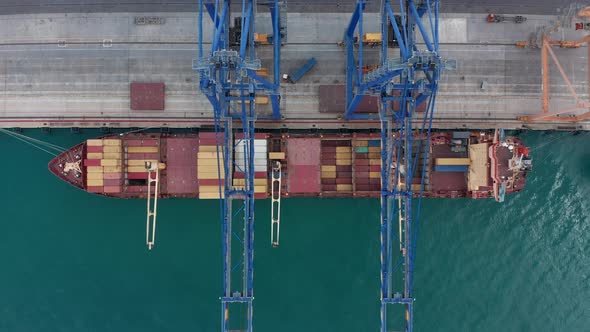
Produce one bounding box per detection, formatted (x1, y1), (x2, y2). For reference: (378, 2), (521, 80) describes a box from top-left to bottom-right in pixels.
(0, 0), (581, 15)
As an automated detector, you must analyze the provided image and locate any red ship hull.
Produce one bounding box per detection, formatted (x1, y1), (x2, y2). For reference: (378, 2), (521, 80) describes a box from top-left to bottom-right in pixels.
(48, 131), (531, 200)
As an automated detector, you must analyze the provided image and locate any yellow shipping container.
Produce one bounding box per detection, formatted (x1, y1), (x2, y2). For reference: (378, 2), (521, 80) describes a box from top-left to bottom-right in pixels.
(87, 153), (103, 159)
(127, 166), (149, 172)
(336, 152), (352, 159)
(198, 172), (225, 180)
(87, 178), (104, 186)
(321, 165), (336, 172)
(268, 152), (285, 160)
(233, 179), (267, 186)
(86, 166), (103, 173)
(199, 192), (224, 199)
(368, 152), (380, 159)
(354, 140), (368, 147)
(86, 173), (104, 180)
(199, 185), (223, 193)
(199, 146), (223, 152)
(336, 147), (352, 153)
(103, 166), (122, 172)
(369, 172), (381, 178)
(102, 139), (122, 146)
(127, 146), (159, 153)
(321, 171), (337, 178)
(336, 159), (352, 166)
(254, 185), (267, 193)
(368, 147), (380, 153)
(369, 159), (381, 166)
(337, 184), (353, 191)
(435, 158), (471, 166)
(100, 159), (121, 167)
(198, 152), (222, 159)
(103, 146), (122, 153)
(127, 160), (158, 166)
(199, 159), (222, 166)
(87, 139), (103, 146)
(103, 152), (121, 160)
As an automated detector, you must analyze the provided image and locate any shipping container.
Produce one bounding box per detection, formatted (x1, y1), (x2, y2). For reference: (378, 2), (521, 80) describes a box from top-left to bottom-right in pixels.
(200, 192), (224, 199)
(103, 146), (122, 153)
(86, 139), (103, 147)
(103, 173), (122, 180)
(103, 139), (122, 146)
(127, 153), (160, 160)
(435, 158), (471, 166)
(84, 159), (101, 167)
(87, 153), (103, 159)
(268, 152), (285, 160)
(87, 186), (103, 193)
(103, 152), (121, 160)
(434, 165), (469, 172)
(126, 139), (159, 147)
(87, 179), (104, 186)
(87, 146), (103, 153)
(86, 166), (103, 173)
(336, 184), (353, 191)
(104, 179), (122, 186)
(128, 146), (159, 153)
(103, 186), (122, 193)
(127, 172), (149, 179)
(127, 160), (158, 166)
(87, 173), (103, 180)
(103, 166), (122, 172)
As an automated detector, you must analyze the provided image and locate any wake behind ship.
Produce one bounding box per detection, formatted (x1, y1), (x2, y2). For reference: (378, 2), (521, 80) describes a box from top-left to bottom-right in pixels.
(48, 131), (532, 201)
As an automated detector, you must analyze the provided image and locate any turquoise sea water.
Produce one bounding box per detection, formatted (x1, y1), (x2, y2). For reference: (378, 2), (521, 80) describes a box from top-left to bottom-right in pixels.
(0, 129), (588, 331)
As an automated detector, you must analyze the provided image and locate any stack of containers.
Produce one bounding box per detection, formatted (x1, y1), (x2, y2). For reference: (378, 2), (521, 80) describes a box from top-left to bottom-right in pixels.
(353, 138), (381, 192)
(101, 139), (123, 193)
(198, 133), (224, 199)
(321, 140), (352, 192)
(84, 138), (124, 193)
(233, 135), (268, 199)
(85, 139), (104, 193)
(125, 138), (159, 184)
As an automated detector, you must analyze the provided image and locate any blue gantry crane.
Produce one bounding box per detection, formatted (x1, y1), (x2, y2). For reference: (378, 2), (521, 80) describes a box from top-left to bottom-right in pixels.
(194, 0), (284, 331)
(344, 0), (449, 331)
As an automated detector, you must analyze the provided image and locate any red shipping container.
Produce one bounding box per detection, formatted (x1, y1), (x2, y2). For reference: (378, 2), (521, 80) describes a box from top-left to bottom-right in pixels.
(321, 158), (336, 165)
(84, 159), (101, 167)
(103, 179), (122, 186)
(254, 193), (268, 199)
(128, 172), (149, 179)
(87, 146), (103, 153)
(321, 140), (339, 147)
(322, 146), (337, 153)
(103, 173), (122, 180)
(255, 172), (266, 178)
(356, 171), (370, 178)
(369, 184), (381, 191)
(126, 139), (159, 147)
(370, 165), (381, 172)
(104, 186), (122, 193)
(355, 159), (370, 166)
(199, 132), (218, 139)
(356, 178), (370, 185)
(369, 178), (381, 185)
(356, 166), (370, 172)
(234, 172), (244, 179)
(87, 186), (103, 193)
(127, 153), (160, 160)
(321, 178), (336, 185)
(337, 171), (352, 178)
(336, 165), (352, 172)
(322, 184), (337, 191)
(198, 138), (221, 146)
(336, 178), (352, 184)
(199, 179), (223, 186)
(356, 184), (371, 191)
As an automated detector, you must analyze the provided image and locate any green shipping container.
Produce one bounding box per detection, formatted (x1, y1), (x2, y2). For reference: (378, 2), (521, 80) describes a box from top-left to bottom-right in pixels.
(355, 147), (369, 153)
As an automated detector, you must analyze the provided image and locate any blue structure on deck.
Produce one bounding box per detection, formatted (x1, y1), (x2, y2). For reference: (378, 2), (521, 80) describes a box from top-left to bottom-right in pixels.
(344, 0), (450, 331)
(194, 1), (284, 331)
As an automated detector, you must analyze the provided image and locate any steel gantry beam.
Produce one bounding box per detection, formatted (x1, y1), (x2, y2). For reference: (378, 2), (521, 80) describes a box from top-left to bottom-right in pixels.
(194, 1), (283, 331)
(345, 1), (449, 331)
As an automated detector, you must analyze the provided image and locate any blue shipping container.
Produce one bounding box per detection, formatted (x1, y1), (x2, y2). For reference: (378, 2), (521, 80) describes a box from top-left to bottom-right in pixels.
(368, 140), (380, 147)
(434, 165), (468, 172)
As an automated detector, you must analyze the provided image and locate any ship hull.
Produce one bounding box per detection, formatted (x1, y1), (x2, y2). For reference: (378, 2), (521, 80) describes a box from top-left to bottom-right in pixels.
(48, 131), (530, 200)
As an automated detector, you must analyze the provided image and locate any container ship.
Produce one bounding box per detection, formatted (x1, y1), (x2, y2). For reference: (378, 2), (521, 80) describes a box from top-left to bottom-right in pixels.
(48, 130), (532, 201)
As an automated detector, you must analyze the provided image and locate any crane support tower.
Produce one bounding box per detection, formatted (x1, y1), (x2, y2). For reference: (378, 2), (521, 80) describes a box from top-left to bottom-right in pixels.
(344, 0), (450, 331)
(193, 0), (284, 331)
